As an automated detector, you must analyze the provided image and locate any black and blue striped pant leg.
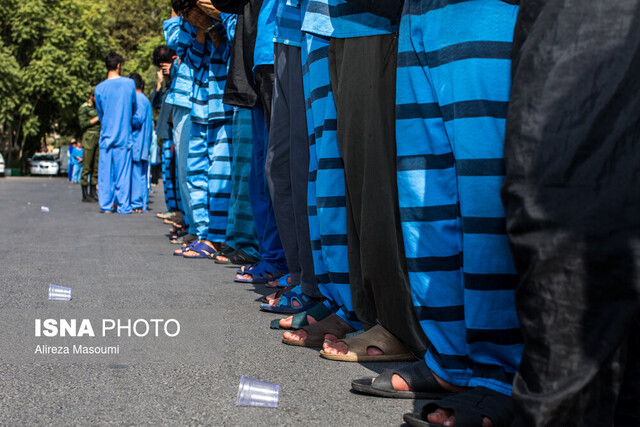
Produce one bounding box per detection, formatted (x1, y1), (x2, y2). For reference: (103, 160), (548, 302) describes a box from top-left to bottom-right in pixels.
(397, 0), (522, 393)
(162, 138), (178, 212)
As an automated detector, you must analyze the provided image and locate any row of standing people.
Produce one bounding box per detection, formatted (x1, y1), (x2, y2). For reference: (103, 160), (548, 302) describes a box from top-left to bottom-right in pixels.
(149, 0), (639, 425)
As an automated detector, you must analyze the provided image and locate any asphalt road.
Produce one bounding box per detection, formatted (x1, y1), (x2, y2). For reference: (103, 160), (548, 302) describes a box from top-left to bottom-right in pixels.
(0, 176), (428, 426)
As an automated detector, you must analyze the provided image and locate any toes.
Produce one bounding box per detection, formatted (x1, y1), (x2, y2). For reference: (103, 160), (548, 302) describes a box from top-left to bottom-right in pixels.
(283, 330), (307, 341)
(279, 316), (293, 328)
(323, 341), (348, 355)
(390, 374), (410, 391)
(366, 346), (384, 356)
(426, 409), (454, 426)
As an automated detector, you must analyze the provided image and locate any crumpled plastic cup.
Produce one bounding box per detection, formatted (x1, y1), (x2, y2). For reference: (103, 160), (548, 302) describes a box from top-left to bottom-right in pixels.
(236, 375), (280, 408)
(48, 284), (71, 301)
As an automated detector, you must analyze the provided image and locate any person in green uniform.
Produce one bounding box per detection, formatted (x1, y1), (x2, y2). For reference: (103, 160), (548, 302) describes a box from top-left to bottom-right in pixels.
(78, 88), (101, 202)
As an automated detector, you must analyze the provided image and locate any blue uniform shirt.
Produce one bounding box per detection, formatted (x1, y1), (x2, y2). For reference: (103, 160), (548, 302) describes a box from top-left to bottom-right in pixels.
(164, 17), (196, 109)
(130, 91), (153, 162)
(301, 0), (395, 38)
(221, 13), (237, 42)
(254, 0), (278, 69)
(275, 0), (302, 46)
(95, 77), (137, 150)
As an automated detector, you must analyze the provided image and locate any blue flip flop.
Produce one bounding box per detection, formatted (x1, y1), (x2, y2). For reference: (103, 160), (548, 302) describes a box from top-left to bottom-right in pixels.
(173, 242), (195, 256)
(259, 285), (321, 314)
(236, 263), (258, 275)
(265, 273), (290, 288)
(234, 262), (286, 284)
(182, 241), (217, 259)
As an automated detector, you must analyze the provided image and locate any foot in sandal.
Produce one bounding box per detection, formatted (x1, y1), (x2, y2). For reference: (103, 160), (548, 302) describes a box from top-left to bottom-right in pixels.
(320, 324), (416, 362)
(282, 314), (355, 347)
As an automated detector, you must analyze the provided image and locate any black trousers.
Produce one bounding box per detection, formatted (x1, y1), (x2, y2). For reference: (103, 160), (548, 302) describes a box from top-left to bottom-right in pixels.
(266, 43), (320, 297)
(503, 1), (640, 425)
(328, 34), (428, 357)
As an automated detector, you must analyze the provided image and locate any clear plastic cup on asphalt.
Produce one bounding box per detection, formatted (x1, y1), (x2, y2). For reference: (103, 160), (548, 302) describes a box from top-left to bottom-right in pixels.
(48, 284), (71, 301)
(41, 206), (50, 213)
(236, 375), (280, 408)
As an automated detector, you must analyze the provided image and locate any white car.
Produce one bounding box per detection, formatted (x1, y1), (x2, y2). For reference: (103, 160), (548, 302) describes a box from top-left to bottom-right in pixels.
(29, 154), (60, 176)
(0, 152), (5, 176)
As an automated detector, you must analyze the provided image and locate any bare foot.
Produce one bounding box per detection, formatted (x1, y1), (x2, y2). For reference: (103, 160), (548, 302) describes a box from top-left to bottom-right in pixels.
(183, 240), (217, 257)
(427, 409), (493, 427)
(282, 329), (337, 342)
(420, 373), (489, 427)
(269, 293), (302, 307)
(322, 340), (384, 356)
(278, 314), (318, 329)
(267, 274), (292, 288)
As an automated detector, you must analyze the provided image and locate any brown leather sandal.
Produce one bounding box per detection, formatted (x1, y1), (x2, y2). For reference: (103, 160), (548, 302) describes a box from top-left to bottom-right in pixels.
(282, 314), (355, 348)
(319, 324), (416, 362)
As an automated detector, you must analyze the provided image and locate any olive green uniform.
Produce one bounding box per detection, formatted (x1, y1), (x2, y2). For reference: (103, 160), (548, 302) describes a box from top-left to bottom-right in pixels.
(78, 102), (101, 186)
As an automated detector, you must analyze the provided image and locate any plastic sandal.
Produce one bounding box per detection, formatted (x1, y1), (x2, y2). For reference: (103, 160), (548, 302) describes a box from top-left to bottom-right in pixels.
(281, 313), (355, 347)
(270, 303), (333, 330)
(259, 285), (322, 314)
(261, 285), (296, 304)
(319, 324), (416, 362)
(173, 242), (195, 256)
(403, 386), (514, 427)
(351, 360), (452, 399)
(234, 262), (286, 284)
(266, 273), (291, 288)
(182, 241), (218, 259)
(225, 248), (260, 266)
(212, 245), (237, 264)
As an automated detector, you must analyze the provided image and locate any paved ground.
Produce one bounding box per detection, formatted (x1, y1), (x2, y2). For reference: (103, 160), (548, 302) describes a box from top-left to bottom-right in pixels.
(0, 176), (429, 426)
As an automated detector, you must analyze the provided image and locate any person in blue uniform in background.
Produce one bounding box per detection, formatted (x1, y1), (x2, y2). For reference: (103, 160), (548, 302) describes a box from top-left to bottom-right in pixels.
(94, 52), (137, 214)
(129, 73), (153, 213)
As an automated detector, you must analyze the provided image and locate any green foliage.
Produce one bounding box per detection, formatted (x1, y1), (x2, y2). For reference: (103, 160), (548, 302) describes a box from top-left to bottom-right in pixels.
(108, 0), (171, 75)
(0, 0), (171, 162)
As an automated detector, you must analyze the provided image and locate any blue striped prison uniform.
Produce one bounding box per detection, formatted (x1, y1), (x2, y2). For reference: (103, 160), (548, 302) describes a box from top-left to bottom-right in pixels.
(161, 138), (182, 212)
(255, 0), (278, 69)
(164, 17), (195, 110)
(396, 0), (522, 395)
(301, 31), (359, 329)
(184, 38), (213, 240)
(275, 0), (302, 46)
(225, 108), (260, 258)
(164, 17), (196, 231)
(301, 0), (394, 38)
(205, 25), (235, 243)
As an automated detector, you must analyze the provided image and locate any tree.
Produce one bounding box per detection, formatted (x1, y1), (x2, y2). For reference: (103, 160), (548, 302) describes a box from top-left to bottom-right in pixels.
(0, 0), (172, 168)
(0, 0), (111, 167)
(108, 0), (170, 76)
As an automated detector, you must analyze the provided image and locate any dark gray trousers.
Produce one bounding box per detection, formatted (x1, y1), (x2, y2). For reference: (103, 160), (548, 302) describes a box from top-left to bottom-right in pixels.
(328, 34), (428, 357)
(266, 43), (320, 297)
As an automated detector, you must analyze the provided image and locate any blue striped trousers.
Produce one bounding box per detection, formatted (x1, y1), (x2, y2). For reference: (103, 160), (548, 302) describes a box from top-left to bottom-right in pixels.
(206, 120), (233, 242)
(225, 108), (260, 258)
(161, 138), (181, 212)
(396, 0), (522, 394)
